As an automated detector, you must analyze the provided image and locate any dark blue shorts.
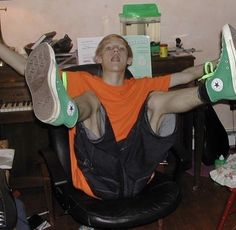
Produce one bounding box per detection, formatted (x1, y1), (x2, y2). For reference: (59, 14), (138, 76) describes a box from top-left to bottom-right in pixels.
(74, 102), (177, 199)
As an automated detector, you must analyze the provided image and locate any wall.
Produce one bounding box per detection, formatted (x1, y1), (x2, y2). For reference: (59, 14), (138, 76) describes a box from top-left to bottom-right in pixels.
(1, 0), (236, 131)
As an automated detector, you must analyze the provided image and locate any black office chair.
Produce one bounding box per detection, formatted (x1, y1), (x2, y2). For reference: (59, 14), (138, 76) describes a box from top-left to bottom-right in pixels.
(40, 64), (182, 229)
(0, 169), (17, 230)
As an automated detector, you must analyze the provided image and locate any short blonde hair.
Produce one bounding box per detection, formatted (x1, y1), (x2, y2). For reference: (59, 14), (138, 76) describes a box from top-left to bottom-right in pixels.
(95, 34), (133, 59)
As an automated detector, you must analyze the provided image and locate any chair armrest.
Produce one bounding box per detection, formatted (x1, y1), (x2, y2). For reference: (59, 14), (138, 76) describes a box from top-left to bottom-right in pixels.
(40, 148), (69, 186)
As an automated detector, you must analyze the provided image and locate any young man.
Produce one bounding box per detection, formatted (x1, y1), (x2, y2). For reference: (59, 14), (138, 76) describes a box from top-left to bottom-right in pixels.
(4, 24), (236, 200)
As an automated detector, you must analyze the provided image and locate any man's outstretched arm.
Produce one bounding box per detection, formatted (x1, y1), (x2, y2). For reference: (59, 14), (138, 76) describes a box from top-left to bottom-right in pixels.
(0, 42), (27, 76)
(169, 60), (217, 88)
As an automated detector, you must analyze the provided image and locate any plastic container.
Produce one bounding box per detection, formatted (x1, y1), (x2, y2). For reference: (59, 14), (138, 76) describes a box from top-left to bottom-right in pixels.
(214, 155), (226, 169)
(119, 4), (161, 54)
(160, 44), (168, 58)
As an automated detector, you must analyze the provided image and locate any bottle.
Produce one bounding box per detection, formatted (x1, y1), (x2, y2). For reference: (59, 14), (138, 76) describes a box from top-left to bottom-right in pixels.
(214, 155), (226, 169)
(159, 44), (168, 58)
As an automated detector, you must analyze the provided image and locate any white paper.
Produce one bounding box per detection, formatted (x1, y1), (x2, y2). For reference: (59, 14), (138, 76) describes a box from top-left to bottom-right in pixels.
(210, 154), (236, 188)
(77, 36), (103, 65)
(0, 149), (15, 169)
(124, 35), (152, 78)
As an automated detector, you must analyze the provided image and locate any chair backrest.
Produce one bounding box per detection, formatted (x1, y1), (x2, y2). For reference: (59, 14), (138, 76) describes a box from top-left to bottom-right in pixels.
(49, 64), (134, 181)
(63, 63), (133, 79)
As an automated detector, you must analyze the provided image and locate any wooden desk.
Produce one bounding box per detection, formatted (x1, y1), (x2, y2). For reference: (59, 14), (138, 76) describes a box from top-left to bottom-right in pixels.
(151, 54), (203, 188)
(151, 54), (195, 76)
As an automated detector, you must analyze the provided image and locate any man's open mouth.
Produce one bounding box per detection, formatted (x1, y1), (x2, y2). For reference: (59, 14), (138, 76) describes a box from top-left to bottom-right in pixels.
(111, 54), (120, 62)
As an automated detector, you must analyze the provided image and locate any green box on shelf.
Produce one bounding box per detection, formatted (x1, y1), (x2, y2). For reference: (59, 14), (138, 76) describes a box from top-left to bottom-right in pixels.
(119, 3), (161, 55)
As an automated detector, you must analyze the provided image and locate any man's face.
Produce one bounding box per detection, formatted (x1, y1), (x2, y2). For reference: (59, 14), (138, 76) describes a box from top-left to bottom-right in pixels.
(96, 37), (132, 72)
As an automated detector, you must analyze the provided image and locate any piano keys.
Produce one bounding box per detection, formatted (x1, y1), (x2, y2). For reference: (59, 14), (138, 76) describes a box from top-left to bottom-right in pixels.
(0, 62), (35, 124)
(0, 101), (32, 112)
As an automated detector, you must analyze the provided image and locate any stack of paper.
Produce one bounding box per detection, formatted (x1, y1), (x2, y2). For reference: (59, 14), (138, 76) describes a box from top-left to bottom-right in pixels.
(210, 154), (236, 188)
(0, 149), (15, 169)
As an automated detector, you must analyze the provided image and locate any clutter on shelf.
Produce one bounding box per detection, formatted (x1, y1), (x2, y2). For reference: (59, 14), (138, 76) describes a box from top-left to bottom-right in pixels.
(24, 31), (76, 69)
(24, 32), (73, 55)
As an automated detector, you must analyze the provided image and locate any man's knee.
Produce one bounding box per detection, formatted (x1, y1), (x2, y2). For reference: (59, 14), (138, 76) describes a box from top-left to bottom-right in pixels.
(146, 91), (175, 135)
(146, 91), (170, 127)
(80, 106), (106, 140)
(83, 91), (101, 113)
(147, 91), (167, 114)
(74, 91), (102, 121)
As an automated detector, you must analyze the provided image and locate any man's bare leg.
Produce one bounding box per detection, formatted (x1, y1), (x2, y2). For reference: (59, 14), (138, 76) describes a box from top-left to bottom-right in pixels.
(149, 23), (236, 133)
(147, 87), (202, 134)
(74, 91), (103, 138)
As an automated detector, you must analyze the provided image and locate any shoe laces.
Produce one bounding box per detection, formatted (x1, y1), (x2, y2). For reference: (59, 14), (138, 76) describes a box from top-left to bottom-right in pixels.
(61, 71), (68, 90)
(198, 61), (215, 81)
(199, 37), (224, 81)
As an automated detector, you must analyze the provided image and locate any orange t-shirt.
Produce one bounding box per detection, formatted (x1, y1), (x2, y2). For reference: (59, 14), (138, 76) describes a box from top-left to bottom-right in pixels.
(66, 71), (171, 197)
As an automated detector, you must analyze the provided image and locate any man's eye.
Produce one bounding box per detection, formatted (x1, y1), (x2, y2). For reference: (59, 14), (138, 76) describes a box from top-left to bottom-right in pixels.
(105, 46), (112, 50)
(119, 47), (126, 51)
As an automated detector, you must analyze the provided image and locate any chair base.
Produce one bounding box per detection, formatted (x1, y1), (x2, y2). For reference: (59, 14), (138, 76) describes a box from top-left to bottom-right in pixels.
(41, 162), (55, 226)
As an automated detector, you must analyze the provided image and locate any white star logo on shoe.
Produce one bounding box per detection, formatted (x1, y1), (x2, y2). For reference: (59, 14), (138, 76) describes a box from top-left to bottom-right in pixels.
(67, 101), (75, 116)
(211, 78), (223, 92)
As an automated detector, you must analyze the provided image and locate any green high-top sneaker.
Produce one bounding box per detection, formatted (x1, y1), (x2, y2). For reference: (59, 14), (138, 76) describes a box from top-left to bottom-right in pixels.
(25, 42), (79, 128)
(200, 24), (236, 102)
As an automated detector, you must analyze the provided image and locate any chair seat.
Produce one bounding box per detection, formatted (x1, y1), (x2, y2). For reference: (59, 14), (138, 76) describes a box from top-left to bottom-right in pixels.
(54, 175), (181, 229)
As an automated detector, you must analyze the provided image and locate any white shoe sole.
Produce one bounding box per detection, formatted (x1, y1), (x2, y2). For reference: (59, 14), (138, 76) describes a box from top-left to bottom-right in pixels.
(25, 43), (60, 123)
(222, 24), (236, 93)
(47, 45), (61, 123)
